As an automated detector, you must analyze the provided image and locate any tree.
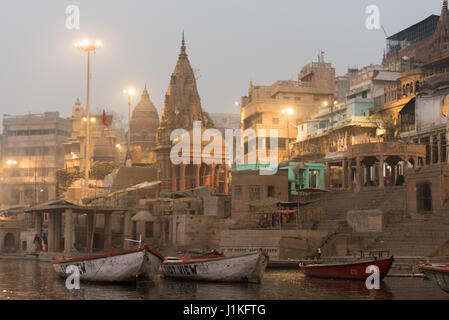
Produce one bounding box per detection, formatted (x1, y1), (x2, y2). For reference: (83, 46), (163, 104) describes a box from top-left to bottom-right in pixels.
(369, 112), (398, 141)
(89, 161), (118, 181)
(56, 168), (83, 197)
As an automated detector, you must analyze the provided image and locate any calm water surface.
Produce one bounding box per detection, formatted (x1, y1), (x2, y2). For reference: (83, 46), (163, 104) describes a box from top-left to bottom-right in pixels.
(0, 259), (447, 300)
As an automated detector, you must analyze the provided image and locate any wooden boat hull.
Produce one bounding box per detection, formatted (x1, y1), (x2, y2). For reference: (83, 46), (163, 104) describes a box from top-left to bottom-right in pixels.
(52, 246), (164, 283)
(161, 251), (269, 283)
(300, 256), (394, 280)
(419, 264), (449, 294)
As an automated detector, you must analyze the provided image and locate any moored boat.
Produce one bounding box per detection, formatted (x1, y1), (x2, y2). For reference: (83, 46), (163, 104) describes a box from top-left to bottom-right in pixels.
(418, 262), (449, 293)
(52, 245), (164, 283)
(161, 250), (269, 283)
(299, 256), (394, 280)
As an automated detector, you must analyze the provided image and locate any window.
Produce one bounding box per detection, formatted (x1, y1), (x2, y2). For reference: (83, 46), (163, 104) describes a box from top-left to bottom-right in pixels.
(417, 183), (432, 213)
(267, 186), (275, 198)
(249, 185), (260, 201)
(279, 138), (286, 149)
(145, 222), (154, 238)
(272, 118), (279, 125)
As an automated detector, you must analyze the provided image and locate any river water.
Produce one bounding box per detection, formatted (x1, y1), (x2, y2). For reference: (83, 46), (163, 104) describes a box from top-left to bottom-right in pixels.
(0, 259), (447, 300)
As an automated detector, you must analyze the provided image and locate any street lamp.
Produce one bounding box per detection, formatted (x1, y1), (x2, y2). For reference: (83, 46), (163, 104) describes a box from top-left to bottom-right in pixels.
(323, 100), (338, 129)
(75, 39), (102, 199)
(123, 88), (136, 161)
(281, 108), (295, 159)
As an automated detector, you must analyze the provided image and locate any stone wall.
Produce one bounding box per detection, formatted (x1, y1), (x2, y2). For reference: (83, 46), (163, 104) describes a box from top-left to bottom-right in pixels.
(219, 229), (328, 260)
(231, 170), (289, 222)
(406, 164), (449, 215)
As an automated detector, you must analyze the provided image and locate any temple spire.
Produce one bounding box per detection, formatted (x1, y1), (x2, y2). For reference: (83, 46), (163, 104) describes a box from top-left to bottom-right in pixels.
(142, 84), (149, 98)
(439, 0), (449, 24)
(179, 30), (187, 58)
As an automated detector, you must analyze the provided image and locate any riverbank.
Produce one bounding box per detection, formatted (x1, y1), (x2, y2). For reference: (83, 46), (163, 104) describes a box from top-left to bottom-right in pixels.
(0, 259), (447, 300)
(2, 252), (448, 276)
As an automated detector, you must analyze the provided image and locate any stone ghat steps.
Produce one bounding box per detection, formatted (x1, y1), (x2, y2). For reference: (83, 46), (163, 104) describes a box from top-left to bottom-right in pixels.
(367, 215), (449, 256)
(311, 188), (406, 236)
(319, 187), (406, 221)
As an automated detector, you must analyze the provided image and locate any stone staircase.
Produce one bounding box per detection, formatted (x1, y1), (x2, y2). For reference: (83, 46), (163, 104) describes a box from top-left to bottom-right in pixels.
(315, 187), (406, 233)
(367, 213), (449, 257)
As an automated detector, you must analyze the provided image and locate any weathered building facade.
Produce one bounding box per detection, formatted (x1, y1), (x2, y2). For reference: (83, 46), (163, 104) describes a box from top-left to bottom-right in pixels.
(0, 113), (70, 208)
(63, 98), (119, 171)
(240, 58), (335, 162)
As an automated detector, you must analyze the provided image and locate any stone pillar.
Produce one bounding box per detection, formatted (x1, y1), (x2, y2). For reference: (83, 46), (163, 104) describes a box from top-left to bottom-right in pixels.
(179, 163), (186, 191)
(35, 212), (42, 236)
(347, 159), (353, 191)
(195, 164), (201, 187)
(430, 135), (435, 164)
(48, 212), (55, 252)
(54, 212), (62, 252)
(104, 213), (112, 252)
(64, 209), (73, 253)
(86, 211), (95, 252)
(379, 155), (384, 189)
(355, 157), (362, 192)
(446, 127), (449, 162)
(215, 165), (220, 193)
(123, 211), (133, 249)
(224, 165), (229, 195)
(325, 163), (331, 189)
(171, 164), (177, 192)
(342, 160), (348, 190)
(210, 164), (216, 193)
(414, 156), (419, 168)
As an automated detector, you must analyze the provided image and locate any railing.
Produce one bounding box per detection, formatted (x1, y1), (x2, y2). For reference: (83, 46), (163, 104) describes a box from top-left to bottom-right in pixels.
(296, 116), (377, 142)
(307, 232), (337, 259)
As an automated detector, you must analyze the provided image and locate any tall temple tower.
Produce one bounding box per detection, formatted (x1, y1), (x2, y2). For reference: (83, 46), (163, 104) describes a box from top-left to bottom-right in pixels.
(155, 33), (205, 191)
(431, 0), (449, 55)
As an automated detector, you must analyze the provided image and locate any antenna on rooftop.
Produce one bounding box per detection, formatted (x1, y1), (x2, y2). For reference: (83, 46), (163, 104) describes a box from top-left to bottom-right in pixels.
(317, 50), (325, 63)
(381, 25), (388, 38)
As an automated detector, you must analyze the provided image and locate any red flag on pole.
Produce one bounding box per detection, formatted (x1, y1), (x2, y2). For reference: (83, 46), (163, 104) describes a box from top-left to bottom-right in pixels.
(102, 109), (108, 127)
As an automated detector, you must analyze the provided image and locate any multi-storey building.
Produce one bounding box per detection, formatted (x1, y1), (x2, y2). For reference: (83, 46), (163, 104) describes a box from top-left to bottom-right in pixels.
(0, 112), (70, 208)
(240, 58), (335, 162)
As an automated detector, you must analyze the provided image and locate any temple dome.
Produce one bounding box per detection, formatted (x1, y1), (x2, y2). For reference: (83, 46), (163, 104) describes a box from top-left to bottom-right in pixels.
(130, 86), (159, 149)
(132, 86), (159, 120)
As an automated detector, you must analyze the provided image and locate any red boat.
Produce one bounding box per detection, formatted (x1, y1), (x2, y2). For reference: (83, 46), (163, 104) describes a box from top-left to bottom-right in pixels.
(299, 256), (394, 280)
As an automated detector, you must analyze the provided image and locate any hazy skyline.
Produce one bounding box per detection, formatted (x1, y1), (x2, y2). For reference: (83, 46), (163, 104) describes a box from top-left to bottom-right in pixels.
(0, 0), (444, 127)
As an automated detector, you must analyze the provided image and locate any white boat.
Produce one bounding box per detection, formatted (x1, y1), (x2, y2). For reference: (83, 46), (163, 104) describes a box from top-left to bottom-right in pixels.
(419, 262), (449, 294)
(52, 246), (165, 283)
(161, 250), (269, 283)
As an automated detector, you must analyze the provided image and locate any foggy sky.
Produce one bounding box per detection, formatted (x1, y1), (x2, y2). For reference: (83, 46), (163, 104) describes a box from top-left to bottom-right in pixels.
(0, 0), (444, 129)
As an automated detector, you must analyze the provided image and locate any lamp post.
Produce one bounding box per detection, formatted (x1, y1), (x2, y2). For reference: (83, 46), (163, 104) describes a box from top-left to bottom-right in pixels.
(123, 88), (135, 163)
(75, 39), (102, 199)
(281, 107), (294, 159)
(324, 100), (338, 129)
